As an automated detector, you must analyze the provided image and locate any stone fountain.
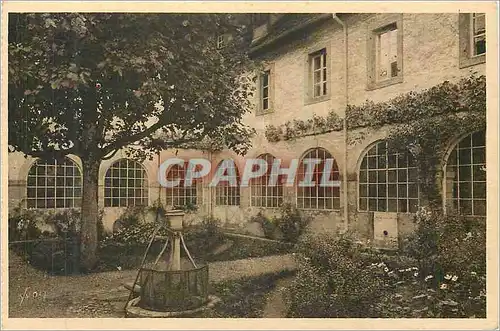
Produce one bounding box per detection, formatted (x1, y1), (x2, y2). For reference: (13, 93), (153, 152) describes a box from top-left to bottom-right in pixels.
(124, 210), (219, 317)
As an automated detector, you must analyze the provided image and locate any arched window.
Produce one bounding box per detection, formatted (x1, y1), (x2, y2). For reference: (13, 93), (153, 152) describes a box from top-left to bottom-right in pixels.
(250, 153), (283, 208)
(215, 160), (241, 206)
(296, 148), (340, 210)
(165, 163), (201, 207)
(26, 157), (82, 209)
(104, 159), (148, 207)
(445, 130), (486, 216)
(358, 141), (419, 213)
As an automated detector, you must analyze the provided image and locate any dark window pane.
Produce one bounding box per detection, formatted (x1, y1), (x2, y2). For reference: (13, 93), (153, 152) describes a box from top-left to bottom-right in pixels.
(368, 171), (377, 183)
(473, 182), (486, 199)
(459, 183), (472, 198)
(388, 184), (397, 198)
(472, 131), (485, 146)
(368, 198), (377, 211)
(369, 184), (377, 197)
(359, 184), (367, 197)
(388, 170), (397, 182)
(398, 169), (407, 182)
(398, 184), (408, 198)
(378, 184), (387, 197)
(368, 157), (377, 169)
(388, 199), (398, 212)
(398, 199), (407, 213)
(378, 199), (387, 211)
(472, 147), (486, 164)
(378, 170), (386, 183)
(388, 154), (397, 168)
(359, 170), (367, 183)
(459, 148), (472, 164)
(472, 165), (486, 181)
(459, 166), (472, 180)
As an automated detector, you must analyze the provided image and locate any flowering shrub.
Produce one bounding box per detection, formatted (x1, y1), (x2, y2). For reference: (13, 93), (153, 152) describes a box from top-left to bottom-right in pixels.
(286, 233), (385, 317)
(397, 206), (486, 317)
(286, 210), (486, 318)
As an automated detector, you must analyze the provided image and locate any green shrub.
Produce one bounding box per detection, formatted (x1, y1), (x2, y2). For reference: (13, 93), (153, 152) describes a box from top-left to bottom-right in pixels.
(250, 212), (277, 239)
(286, 233), (385, 317)
(183, 216), (225, 258)
(8, 206), (43, 243)
(273, 203), (310, 243)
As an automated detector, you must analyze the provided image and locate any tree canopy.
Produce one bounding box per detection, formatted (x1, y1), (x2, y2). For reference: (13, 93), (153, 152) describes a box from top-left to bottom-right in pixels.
(8, 13), (256, 161)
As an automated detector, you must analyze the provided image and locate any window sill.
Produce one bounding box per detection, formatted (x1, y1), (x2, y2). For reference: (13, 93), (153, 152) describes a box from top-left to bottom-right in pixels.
(256, 109), (274, 116)
(459, 54), (486, 69)
(305, 94), (331, 106)
(366, 76), (403, 91)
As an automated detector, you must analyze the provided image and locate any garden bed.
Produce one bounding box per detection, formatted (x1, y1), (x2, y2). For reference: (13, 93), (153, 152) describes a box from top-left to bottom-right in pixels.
(95, 232), (293, 272)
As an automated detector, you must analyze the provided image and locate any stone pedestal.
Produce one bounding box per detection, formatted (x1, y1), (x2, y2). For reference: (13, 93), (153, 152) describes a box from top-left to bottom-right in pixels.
(166, 210), (185, 271)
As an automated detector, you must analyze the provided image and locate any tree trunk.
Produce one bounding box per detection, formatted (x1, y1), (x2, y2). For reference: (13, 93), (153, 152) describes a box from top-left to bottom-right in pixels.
(80, 157), (100, 271)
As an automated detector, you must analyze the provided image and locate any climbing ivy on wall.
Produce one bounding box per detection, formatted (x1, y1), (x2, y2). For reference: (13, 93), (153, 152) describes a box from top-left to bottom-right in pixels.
(264, 74), (486, 204)
(265, 75), (485, 142)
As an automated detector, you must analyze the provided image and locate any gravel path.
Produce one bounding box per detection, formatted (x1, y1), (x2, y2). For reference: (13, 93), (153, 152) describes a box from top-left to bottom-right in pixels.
(262, 277), (294, 318)
(8, 250), (296, 318)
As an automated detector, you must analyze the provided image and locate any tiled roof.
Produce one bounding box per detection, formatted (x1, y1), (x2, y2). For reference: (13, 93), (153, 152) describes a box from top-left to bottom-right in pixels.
(250, 13), (331, 54)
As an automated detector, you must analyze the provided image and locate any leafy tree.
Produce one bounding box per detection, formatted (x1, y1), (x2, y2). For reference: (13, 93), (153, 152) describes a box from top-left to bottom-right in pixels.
(8, 13), (256, 270)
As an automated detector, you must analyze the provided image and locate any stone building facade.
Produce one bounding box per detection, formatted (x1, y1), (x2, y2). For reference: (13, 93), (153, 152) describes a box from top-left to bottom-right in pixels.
(8, 13), (487, 246)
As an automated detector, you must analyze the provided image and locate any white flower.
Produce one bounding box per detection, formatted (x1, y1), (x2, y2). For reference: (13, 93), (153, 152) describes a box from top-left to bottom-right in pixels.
(440, 283), (448, 289)
(387, 271), (394, 275)
(452, 275), (458, 282)
(117, 266), (122, 271)
(412, 267), (418, 271)
(406, 268), (412, 272)
(384, 267), (389, 272)
(444, 274), (452, 280)
(425, 275), (434, 281)
(378, 262), (386, 267)
(414, 272), (419, 277)
(398, 269), (405, 273)
(471, 271), (477, 276)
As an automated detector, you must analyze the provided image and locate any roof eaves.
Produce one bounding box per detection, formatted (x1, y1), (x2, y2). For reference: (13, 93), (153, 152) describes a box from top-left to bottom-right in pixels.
(249, 13), (332, 56)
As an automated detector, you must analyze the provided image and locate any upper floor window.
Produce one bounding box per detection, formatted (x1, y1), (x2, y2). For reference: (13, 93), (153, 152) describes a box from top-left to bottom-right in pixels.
(26, 157), (82, 209)
(217, 35), (225, 49)
(471, 13), (486, 56)
(459, 13), (486, 68)
(104, 159), (148, 207)
(257, 65), (274, 115)
(310, 48), (328, 98)
(376, 24), (399, 81)
(367, 15), (403, 90)
(261, 70), (270, 111)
